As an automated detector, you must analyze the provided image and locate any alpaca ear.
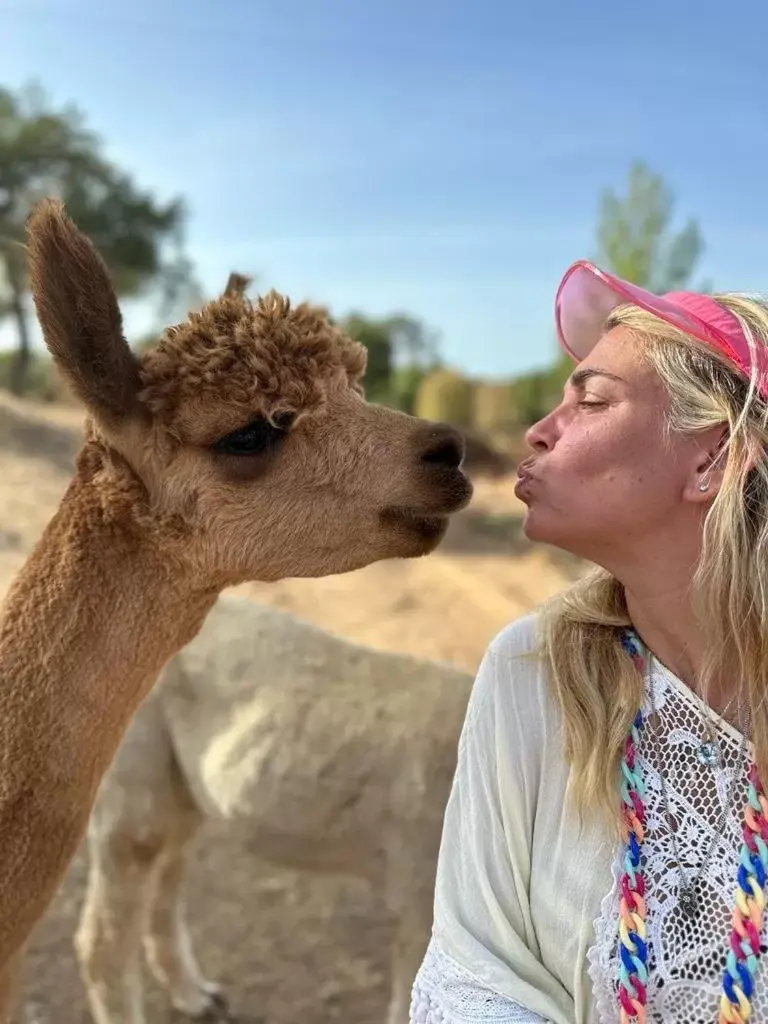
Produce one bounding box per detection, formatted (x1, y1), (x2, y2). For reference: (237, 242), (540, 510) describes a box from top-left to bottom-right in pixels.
(222, 271), (252, 298)
(25, 198), (142, 424)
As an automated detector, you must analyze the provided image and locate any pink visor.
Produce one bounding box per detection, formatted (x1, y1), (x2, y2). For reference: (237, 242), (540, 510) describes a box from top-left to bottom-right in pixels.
(555, 260), (768, 400)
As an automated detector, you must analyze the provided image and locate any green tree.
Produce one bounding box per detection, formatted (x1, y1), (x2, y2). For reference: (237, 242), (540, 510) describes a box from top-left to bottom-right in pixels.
(387, 364), (430, 414)
(595, 161), (706, 291)
(510, 356), (572, 427)
(339, 313), (394, 402)
(384, 314), (440, 367)
(0, 81), (198, 393)
(339, 312), (441, 406)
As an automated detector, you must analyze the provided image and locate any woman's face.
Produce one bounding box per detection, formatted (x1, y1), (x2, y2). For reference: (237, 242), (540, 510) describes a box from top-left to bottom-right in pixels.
(516, 326), (716, 564)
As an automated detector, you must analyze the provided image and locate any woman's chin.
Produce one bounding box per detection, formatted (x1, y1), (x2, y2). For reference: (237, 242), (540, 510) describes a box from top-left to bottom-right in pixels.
(521, 509), (570, 551)
(519, 506), (545, 543)
(523, 516), (595, 565)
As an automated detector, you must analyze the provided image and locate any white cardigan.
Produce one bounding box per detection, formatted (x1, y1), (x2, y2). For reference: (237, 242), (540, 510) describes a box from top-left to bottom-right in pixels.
(410, 614), (764, 1024)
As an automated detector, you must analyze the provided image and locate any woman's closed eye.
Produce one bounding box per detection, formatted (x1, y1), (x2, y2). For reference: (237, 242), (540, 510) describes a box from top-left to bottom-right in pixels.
(578, 394), (609, 409)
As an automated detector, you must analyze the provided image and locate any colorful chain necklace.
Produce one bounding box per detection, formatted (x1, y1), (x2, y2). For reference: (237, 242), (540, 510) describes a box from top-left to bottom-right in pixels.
(617, 630), (768, 1024)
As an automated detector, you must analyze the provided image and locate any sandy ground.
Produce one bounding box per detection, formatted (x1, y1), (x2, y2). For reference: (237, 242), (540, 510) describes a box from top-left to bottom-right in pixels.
(0, 394), (580, 1024)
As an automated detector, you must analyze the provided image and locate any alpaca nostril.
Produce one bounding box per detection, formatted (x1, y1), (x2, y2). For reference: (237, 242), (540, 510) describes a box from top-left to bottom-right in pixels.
(419, 429), (465, 469)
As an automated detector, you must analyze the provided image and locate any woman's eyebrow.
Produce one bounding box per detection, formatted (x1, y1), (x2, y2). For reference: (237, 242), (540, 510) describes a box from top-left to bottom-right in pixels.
(569, 367), (626, 389)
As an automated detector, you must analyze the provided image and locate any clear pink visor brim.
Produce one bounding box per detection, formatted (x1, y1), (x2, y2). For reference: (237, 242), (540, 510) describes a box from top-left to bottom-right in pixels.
(555, 263), (723, 362)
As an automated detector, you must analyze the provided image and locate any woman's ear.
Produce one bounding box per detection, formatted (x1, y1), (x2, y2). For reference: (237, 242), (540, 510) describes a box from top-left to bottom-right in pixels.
(686, 426), (729, 503)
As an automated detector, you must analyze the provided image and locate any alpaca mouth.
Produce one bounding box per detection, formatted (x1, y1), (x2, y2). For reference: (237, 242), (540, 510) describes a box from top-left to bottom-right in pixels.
(380, 471), (472, 542)
(437, 469), (473, 512)
(379, 506), (450, 542)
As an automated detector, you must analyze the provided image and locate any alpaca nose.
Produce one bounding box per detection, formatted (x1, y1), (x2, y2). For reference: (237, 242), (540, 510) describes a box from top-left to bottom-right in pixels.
(417, 425), (465, 469)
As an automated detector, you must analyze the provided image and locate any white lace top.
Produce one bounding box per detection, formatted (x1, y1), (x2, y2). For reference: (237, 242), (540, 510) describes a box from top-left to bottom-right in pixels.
(410, 615), (763, 1024)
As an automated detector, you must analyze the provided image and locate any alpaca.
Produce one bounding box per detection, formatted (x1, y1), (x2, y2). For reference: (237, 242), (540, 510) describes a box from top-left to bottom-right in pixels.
(0, 200), (472, 1019)
(76, 595), (474, 1024)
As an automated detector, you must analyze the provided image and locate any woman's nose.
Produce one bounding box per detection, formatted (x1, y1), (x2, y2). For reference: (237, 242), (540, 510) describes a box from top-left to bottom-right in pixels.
(525, 410), (556, 453)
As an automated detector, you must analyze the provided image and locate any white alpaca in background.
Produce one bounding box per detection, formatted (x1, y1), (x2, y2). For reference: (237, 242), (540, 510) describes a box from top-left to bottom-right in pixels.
(76, 595), (474, 1024)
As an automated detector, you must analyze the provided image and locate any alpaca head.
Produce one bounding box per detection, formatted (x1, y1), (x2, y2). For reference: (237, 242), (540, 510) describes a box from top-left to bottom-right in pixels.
(25, 200), (472, 584)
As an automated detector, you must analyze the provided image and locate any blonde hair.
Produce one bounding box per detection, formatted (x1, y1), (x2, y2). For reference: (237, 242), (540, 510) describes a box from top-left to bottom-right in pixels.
(540, 293), (768, 828)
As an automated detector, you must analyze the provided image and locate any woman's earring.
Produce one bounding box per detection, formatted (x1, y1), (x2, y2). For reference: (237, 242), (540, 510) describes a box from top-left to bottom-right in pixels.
(698, 477), (710, 492)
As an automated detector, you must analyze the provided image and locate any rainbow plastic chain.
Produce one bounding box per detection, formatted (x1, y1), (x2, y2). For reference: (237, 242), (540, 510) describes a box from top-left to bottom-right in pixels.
(617, 630), (768, 1024)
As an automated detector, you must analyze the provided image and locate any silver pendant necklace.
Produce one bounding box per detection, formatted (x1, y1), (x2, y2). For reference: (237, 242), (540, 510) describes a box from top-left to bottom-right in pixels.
(645, 651), (751, 919)
(697, 735), (720, 768)
(693, 691), (740, 769)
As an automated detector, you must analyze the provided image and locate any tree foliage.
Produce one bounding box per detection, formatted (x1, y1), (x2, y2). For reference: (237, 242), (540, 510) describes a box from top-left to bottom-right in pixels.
(339, 312), (440, 408)
(0, 81), (198, 393)
(508, 355), (571, 427)
(338, 313), (394, 401)
(387, 364), (431, 414)
(595, 160), (705, 291)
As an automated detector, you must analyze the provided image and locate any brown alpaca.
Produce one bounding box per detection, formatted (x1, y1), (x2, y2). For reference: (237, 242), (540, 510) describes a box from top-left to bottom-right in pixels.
(0, 200), (471, 1020)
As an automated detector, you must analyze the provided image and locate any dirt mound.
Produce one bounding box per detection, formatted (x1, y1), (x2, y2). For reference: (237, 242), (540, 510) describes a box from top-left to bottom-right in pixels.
(0, 392), (576, 1024)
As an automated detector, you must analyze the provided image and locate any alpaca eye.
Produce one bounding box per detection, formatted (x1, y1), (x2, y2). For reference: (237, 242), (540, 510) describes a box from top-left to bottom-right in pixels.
(213, 417), (290, 457)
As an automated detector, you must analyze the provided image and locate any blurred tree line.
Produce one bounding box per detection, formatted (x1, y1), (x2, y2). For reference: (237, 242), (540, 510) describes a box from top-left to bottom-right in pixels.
(0, 82), (710, 443)
(0, 81), (199, 398)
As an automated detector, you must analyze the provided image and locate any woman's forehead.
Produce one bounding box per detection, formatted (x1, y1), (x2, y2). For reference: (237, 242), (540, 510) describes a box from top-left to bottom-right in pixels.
(581, 327), (658, 383)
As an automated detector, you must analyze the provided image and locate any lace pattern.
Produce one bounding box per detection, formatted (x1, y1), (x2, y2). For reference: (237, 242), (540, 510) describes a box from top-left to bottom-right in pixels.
(410, 938), (548, 1023)
(588, 659), (764, 1023)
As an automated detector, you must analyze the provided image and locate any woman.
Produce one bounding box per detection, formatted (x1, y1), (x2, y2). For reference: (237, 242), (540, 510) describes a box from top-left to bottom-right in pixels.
(409, 261), (768, 1024)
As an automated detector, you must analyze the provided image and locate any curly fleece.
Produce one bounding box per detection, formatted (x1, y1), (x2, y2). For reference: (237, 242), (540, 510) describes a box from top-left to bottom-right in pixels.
(138, 292), (368, 428)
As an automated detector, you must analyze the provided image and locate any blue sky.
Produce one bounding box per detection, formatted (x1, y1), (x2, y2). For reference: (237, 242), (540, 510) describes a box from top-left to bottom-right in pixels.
(3, 0), (768, 378)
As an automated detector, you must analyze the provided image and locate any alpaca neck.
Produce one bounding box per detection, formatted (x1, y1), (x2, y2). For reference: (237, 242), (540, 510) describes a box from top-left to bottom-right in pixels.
(0, 465), (218, 972)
